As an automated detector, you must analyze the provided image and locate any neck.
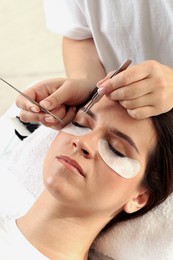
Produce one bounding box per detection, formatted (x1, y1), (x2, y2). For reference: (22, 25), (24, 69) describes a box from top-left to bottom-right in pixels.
(17, 190), (108, 259)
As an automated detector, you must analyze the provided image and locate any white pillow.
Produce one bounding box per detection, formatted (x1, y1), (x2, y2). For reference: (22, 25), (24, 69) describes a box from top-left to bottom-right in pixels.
(1, 119), (173, 259)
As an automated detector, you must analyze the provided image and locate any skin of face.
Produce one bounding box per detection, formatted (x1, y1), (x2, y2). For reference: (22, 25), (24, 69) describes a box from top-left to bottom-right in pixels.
(42, 97), (156, 221)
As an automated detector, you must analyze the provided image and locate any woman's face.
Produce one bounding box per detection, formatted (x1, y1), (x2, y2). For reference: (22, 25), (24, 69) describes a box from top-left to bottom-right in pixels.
(43, 97), (156, 219)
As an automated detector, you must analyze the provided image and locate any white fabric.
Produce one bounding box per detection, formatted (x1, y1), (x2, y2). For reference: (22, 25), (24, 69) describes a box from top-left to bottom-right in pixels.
(0, 103), (22, 159)
(0, 158), (34, 219)
(1, 123), (172, 260)
(8, 125), (57, 198)
(43, 0), (173, 73)
(93, 194), (173, 260)
(0, 217), (48, 259)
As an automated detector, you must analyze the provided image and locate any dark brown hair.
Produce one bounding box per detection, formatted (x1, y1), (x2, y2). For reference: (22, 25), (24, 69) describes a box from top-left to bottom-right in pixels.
(102, 108), (173, 232)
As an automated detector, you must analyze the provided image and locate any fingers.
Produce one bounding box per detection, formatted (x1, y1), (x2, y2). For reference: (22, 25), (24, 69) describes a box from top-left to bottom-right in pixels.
(16, 78), (68, 128)
(16, 89), (40, 113)
(39, 82), (73, 110)
(119, 94), (152, 110)
(43, 106), (77, 130)
(97, 71), (115, 87)
(97, 60), (173, 119)
(62, 106), (77, 125)
(99, 62), (151, 94)
(119, 90), (168, 119)
(19, 105), (77, 130)
(126, 105), (162, 119)
(16, 77), (92, 129)
(127, 107), (153, 119)
(108, 78), (153, 101)
(15, 82), (44, 112)
(19, 105), (66, 125)
(16, 78), (66, 112)
(125, 95), (170, 119)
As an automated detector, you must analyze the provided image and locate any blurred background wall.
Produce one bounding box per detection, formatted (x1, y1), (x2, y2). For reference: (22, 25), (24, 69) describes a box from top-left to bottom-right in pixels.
(0, 0), (65, 115)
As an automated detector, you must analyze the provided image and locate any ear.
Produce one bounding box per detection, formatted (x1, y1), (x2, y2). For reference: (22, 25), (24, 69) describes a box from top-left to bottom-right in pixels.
(123, 190), (149, 214)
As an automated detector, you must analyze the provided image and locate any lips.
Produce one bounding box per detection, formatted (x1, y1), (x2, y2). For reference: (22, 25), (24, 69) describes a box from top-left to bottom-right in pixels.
(57, 155), (85, 177)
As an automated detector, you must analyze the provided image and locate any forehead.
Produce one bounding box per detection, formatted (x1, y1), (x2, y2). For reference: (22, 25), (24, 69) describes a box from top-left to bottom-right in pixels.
(83, 96), (156, 154)
(90, 96), (147, 126)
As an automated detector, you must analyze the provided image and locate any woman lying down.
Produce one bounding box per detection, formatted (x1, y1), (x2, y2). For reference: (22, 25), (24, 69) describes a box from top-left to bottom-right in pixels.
(0, 96), (173, 259)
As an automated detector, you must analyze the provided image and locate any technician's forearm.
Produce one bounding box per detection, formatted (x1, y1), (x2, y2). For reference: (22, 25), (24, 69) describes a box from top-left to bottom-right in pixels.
(62, 37), (106, 88)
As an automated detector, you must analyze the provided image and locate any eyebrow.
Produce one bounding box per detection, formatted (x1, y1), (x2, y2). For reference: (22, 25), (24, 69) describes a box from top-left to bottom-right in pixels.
(80, 107), (139, 154)
(80, 107), (96, 119)
(111, 129), (140, 154)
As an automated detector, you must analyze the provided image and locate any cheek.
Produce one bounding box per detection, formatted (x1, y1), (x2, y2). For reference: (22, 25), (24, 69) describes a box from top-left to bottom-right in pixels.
(98, 139), (141, 179)
(48, 132), (70, 152)
(42, 152), (57, 182)
(88, 166), (135, 214)
(93, 161), (119, 193)
(95, 158), (143, 197)
(42, 132), (70, 177)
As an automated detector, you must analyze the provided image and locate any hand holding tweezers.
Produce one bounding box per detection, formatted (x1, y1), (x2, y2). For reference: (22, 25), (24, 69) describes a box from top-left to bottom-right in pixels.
(0, 78), (64, 124)
(82, 59), (132, 113)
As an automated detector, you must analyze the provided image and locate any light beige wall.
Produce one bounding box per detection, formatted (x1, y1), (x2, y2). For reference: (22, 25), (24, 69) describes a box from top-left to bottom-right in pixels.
(0, 0), (65, 115)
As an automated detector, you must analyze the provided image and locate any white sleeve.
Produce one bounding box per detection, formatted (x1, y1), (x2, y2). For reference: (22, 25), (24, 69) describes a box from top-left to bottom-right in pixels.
(43, 0), (92, 39)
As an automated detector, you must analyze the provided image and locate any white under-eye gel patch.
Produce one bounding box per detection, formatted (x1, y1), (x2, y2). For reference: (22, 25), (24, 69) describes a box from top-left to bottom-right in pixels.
(61, 122), (92, 136)
(98, 139), (140, 179)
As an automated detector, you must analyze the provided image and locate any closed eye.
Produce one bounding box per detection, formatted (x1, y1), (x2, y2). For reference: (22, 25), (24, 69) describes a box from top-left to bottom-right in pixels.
(108, 143), (126, 158)
(62, 122), (92, 136)
(72, 122), (126, 158)
(72, 121), (86, 128)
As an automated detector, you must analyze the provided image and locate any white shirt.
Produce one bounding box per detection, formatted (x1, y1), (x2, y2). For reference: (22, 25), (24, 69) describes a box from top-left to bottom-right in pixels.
(44, 0), (173, 73)
(0, 217), (48, 260)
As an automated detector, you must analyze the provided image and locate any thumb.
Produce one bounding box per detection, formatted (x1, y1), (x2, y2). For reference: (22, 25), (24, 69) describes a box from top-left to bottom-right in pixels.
(39, 86), (73, 110)
(40, 94), (59, 110)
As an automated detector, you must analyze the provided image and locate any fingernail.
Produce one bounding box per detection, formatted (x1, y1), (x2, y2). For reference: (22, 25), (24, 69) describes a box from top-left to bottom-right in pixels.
(45, 116), (56, 123)
(40, 100), (51, 109)
(97, 87), (107, 95)
(31, 106), (39, 113)
(127, 109), (136, 118)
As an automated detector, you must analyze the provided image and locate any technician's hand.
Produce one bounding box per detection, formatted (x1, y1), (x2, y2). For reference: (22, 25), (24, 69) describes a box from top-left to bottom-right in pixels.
(16, 77), (94, 129)
(97, 60), (173, 119)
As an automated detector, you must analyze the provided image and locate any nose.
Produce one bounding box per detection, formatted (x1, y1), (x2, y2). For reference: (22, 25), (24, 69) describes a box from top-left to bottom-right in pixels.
(71, 136), (96, 158)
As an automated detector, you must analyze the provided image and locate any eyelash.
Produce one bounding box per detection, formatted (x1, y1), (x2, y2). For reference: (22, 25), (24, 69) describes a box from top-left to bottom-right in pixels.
(72, 121), (126, 158)
(108, 143), (126, 158)
(72, 121), (86, 128)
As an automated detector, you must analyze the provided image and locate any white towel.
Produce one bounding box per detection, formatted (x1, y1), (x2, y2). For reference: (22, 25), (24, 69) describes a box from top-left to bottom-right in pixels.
(93, 193), (173, 260)
(0, 156), (35, 219)
(8, 125), (57, 198)
(4, 125), (173, 259)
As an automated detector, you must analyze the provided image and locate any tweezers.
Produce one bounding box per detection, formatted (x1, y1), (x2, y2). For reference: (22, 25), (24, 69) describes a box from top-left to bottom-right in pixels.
(82, 59), (132, 113)
(0, 78), (64, 124)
